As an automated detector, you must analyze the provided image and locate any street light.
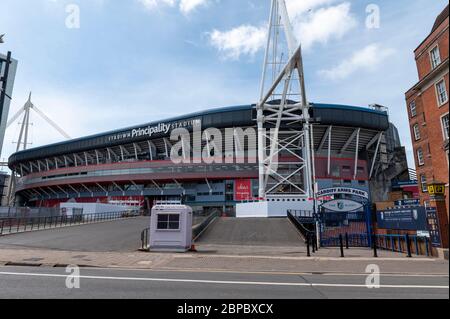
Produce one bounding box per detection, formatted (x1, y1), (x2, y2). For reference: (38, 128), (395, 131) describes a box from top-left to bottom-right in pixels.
(0, 34), (4, 44)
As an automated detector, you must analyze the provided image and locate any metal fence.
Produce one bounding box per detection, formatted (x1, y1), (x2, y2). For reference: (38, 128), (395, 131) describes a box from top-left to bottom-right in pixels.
(375, 234), (432, 257)
(0, 207), (62, 219)
(320, 233), (369, 247)
(0, 211), (139, 236)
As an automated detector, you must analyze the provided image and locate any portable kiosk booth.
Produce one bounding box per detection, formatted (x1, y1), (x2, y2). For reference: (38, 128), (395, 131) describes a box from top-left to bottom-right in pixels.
(149, 203), (193, 252)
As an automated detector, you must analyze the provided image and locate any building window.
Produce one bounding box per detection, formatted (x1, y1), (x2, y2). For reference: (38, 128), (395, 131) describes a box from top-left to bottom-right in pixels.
(436, 80), (448, 106)
(430, 46), (441, 69)
(417, 148), (425, 166)
(413, 124), (421, 141)
(420, 175), (427, 193)
(409, 101), (417, 117)
(442, 113), (449, 140)
(157, 214), (180, 230)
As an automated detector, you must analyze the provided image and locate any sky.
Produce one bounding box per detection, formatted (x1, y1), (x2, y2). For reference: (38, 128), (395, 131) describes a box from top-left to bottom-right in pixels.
(0, 0), (448, 172)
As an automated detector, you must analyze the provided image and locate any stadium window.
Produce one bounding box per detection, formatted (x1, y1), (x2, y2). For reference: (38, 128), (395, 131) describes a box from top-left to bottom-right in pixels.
(413, 124), (421, 141)
(436, 80), (448, 106)
(343, 180), (352, 184)
(409, 101), (417, 117)
(157, 214), (180, 230)
(417, 148), (425, 166)
(420, 175), (428, 193)
(358, 180), (366, 186)
(342, 166), (351, 173)
(441, 113), (449, 141)
(430, 46), (441, 69)
(331, 166), (340, 177)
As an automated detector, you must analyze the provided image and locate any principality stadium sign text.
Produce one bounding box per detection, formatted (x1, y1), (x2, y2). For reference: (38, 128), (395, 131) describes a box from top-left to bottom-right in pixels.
(107, 119), (201, 142)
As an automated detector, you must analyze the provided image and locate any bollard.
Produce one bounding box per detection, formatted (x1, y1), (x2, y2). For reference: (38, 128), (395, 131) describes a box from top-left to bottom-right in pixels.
(405, 234), (412, 258)
(306, 234), (311, 257)
(339, 234), (345, 258)
(345, 233), (349, 249)
(372, 234), (378, 258)
(311, 233), (316, 253)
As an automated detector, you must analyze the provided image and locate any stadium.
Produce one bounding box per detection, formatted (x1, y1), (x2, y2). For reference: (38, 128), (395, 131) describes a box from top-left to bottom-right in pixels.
(7, 101), (394, 216)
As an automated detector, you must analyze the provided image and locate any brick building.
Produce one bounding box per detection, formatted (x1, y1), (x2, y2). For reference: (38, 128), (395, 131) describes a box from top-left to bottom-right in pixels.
(405, 5), (449, 220)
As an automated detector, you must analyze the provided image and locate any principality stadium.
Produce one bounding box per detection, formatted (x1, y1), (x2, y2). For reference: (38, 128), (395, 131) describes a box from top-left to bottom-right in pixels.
(8, 101), (394, 216)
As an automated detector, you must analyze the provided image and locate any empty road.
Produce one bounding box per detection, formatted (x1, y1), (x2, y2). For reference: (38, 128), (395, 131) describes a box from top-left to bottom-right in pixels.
(0, 266), (447, 299)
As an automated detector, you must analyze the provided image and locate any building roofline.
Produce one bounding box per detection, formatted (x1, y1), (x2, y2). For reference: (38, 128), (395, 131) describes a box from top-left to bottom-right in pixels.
(414, 5), (449, 53)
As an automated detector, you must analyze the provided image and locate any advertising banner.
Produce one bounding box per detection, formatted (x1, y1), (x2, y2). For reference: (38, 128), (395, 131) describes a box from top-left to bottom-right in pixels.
(234, 180), (252, 201)
(316, 187), (369, 199)
(394, 199), (420, 206)
(321, 199), (364, 212)
(426, 207), (442, 247)
(376, 207), (428, 230)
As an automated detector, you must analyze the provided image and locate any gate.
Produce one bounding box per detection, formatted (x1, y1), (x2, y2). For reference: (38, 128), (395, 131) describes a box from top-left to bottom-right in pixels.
(318, 205), (372, 247)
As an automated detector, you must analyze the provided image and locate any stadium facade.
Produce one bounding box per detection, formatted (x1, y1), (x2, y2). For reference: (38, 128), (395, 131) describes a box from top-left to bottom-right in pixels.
(7, 102), (403, 215)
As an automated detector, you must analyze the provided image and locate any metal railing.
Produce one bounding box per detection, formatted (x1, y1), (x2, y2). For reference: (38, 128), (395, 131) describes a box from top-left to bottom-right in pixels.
(289, 210), (315, 219)
(0, 211), (139, 236)
(192, 210), (220, 241)
(320, 233), (369, 248)
(287, 211), (319, 257)
(375, 234), (432, 257)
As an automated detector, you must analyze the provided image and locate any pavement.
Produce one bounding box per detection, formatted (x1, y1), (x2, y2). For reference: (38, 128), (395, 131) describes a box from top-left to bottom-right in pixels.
(0, 217), (149, 252)
(196, 218), (304, 246)
(0, 266), (448, 299)
(0, 246), (449, 275)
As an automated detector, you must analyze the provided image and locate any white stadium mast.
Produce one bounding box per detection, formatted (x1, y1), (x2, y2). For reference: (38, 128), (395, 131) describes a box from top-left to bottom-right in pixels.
(5, 93), (71, 206)
(257, 0), (315, 201)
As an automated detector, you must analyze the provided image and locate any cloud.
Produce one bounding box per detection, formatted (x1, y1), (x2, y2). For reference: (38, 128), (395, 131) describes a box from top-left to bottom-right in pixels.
(292, 2), (357, 50)
(137, 0), (208, 14)
(285, 0), (338, 17)
(209, 24), (267, 60)
(318, 44), (396, 80)
(138, 0), (176, 11)
(179, 0), (209, 14)
(209, 1), (356, 60)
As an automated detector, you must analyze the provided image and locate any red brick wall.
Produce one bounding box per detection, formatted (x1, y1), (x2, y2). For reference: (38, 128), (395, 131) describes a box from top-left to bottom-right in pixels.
(415, 16), (449, 80)
(406, 11), (449, 217)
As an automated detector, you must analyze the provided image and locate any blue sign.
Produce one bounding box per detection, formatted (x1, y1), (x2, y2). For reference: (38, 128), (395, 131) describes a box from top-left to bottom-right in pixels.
(426, 208), (442, 247)
(377, 207), (428, 230)
(394, 199), (420, 206)
(392, 180), (418, 187)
